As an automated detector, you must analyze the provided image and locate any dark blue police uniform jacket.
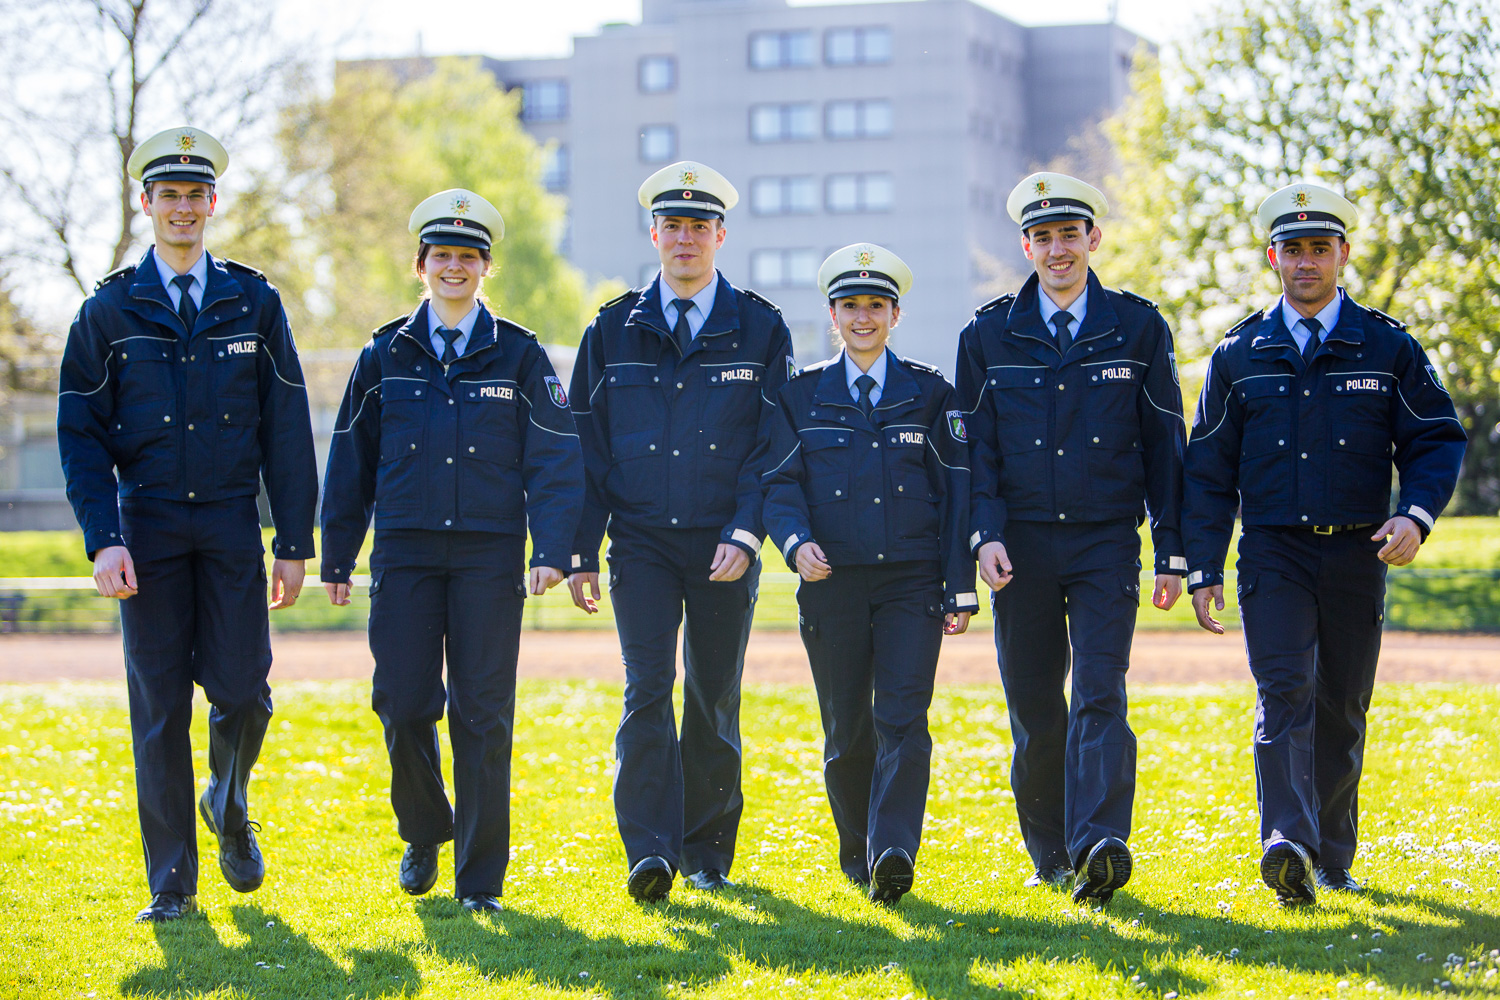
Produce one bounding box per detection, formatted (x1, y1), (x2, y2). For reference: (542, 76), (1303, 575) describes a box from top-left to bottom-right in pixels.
(1183, 293), (1466, 589)
(58, 249), (317, 558)
(762, 350), (979, 613)
(955, 270), (1186, 574)
(320, 304), (583, 579)
(568, 273), (795, 568)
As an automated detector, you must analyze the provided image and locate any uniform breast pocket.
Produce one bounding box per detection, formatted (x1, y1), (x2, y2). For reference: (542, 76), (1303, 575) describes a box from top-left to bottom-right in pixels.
(985, 367), (1051, 424)
(1084, 361), (1143, 422)
(799, 430), (853, 477)
(376, 427), (423, 512)
(108, 400), (174, 484)
(1236, 376), (1294, 420)
(603, 366), (662, 436)
(1085, 419), (1145, 497)
(994, 421), (1049, 507)
(605, 429), (667, 514)
(457, 382), (520, 433)
(211, 335), (261, 398)
(889, 468), (939, 541)
(1330, 421), (1394, 502)
(115, 343), (175, 401)
(805, 472), (852, 544)
(703, 364), (763, 423)
(459, 429), (523, 517)
(379, 379), (430, 435)
(215, 396), (263, 487)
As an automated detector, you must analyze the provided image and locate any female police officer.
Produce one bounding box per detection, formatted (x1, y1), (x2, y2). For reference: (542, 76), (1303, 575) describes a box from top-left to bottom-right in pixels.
(319, 190), (583, 912)
(761, 244), (978, 905)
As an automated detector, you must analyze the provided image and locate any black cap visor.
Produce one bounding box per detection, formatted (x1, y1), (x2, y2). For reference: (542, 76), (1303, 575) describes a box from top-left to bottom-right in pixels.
(419, 219), (493, 250)
(1268, 211), (1346, 244)
(827, 270), (900, 302)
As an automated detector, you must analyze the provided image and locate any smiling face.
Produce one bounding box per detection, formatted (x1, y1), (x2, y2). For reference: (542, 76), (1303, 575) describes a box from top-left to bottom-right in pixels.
(652, 215), (725, 291)
(1268, 235), (1349, 316)
(831, 294), (900, 369)
(1022, 219), (1102, 305)
(417, 244), (490, 307)
(142, 181), (216, 254)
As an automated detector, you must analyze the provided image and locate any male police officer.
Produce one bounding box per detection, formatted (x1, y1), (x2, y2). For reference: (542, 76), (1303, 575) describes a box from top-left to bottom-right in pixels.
(1184, 182), (1465, 904)
(567, 161), (794, 901)
(57, 127), (317, 922)
(956, 172), (1187, 904)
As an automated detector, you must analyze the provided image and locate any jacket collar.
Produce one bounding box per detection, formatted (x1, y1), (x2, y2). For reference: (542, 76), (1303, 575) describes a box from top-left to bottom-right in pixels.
(1251, 290), (1365, 366)
(391, 301), (500, 370)
(128, 248), (244, 337)
(1002, 270), (1120, 367)
(626, 272), (741, 356)
(812, 348), (921, 425)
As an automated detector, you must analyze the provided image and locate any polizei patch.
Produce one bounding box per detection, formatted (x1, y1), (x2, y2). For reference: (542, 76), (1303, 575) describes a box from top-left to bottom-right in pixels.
(545, 375), (568, 407)
(478, 385), (515, 400)
(947, 410), (967, 442)
(224, 339), (258, 356)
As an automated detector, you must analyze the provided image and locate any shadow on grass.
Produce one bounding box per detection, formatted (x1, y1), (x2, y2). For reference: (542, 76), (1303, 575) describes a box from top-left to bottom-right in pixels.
(417, 878), (1500, 998)
(120, 902), (421, 999)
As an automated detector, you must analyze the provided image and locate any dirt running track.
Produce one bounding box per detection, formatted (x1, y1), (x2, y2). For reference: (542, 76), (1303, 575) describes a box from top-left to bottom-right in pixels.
(3, 630), (1500, 685)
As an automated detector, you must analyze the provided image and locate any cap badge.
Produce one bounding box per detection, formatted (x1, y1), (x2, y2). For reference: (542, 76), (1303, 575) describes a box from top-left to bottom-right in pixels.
(179, 156), (191, 164)
(1034, 179), (1051, 196)
(855, 250), (875, 266)
(451, 195), (471, 215)
(1293, 190), (1311, 207)
(1297, 212), (1307, 220)
(679, 169), (698, 186)
(176, 133), (196, 152)
(859, 271), (869, 278)
(453, 219), (465, 227)
(1040, 200), (1051, 208)
(683, 190), (693, 199)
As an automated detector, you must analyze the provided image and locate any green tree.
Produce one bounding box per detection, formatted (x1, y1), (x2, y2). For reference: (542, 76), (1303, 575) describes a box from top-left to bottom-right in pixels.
(283, 58), (618, 348)
(1103, 0), (1500, 513)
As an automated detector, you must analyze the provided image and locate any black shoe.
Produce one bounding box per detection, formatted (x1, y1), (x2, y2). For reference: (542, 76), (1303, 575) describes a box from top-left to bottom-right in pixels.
(685, 869), (735, 892)
(135, 892), (197, 923)
(1314, 865), (1365, 894)
(627, 856), (673, 902)
(1025, 864), (1074, 890)
(1072, 837), (1131, 905)
(869, 848), (915, 905)
(459, 892), (503, 912)
(1261, 839), (1316, 905)
(198, 794), (264, 893)
(400, 843), (441, 896)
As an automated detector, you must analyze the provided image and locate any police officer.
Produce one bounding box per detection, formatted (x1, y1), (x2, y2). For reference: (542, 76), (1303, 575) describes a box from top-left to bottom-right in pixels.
(763, 245), (977, 905)
(1184, 182), (1465, 904)
(566, 161), (794, 901)
(319, 190), (583, 913)
(57, 127), (318, 922)
(955, 172), (1187, 905)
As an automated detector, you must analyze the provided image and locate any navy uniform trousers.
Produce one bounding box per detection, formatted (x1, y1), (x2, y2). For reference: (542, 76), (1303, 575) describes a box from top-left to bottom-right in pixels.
(608, 519), (758, 877)
(991, 517), (1142, 871)
(1236, 525), (1386, 868)
(368, 529), (526, 898)
(118, 495), (273, 896)
(797, 560), (945, 884)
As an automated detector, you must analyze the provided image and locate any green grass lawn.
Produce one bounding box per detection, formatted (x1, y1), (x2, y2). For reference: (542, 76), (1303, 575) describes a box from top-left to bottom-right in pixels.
(2, 680), (1498, 998)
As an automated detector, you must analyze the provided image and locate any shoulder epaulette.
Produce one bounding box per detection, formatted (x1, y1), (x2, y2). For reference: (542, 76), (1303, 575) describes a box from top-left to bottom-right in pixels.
(1363, 304), (1406, 330)
(739, 288), (784, 314)
(495, 317), (540, 341)
(975, 293), (1016, 316)
(899, 356), (943, 377)
(794, 358), (838, 378)
(94, 264), (135, 290)
(1226, 310), (1263, 336)
(373, 315), (407, 337)
(223, 258), (266, 281)
(1114, 288), (1159, 310)
(600, 288), (637, 311)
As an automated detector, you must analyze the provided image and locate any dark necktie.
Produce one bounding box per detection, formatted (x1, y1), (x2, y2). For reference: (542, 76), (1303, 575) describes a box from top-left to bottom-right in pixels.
(1300, 317), (1322, 367)
(671, 298), (694, 355)
(1052, 309), (1075, 355)
(436, 327), (461, 366)
(854, 373), (877, 419)
(172, 274), (197, 336)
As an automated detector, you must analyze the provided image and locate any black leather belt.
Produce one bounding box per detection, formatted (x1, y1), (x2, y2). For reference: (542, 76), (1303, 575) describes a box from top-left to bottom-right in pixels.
(1309, 523), (1375, 535)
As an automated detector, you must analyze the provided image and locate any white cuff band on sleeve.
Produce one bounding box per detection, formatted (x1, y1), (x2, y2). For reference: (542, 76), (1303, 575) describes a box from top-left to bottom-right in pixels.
(730, 528), (763, 554)
(570, 554), (582, 569)
(969, 531), (982, 550)
(1169, 556), (1188, 571)
(1187, 570), (1205, 587)
(1406, 505), (1434, 531)
(782, 533), (800, 557)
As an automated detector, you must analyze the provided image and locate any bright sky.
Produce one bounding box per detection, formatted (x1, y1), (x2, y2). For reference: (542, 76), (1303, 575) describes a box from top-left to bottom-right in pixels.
(283, 0), (1209, 61)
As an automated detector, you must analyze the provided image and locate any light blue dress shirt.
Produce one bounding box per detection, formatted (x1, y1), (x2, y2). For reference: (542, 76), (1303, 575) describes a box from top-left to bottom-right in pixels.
(1280, 291), (1344, 353)
(1038, 284), (1088, 339)
(156, 249), (208, 310)
(426, 301), (482, 359)
(844, 348), (889, 408)
(659, 273), (719, 341)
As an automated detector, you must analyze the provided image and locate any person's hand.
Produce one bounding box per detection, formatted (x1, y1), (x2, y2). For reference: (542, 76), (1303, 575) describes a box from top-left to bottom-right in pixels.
(795, 542), (831, 582)
(324, 582), (351, 606)
(1372, 516), (1422, 566)
(709, 543), (751, 582)
(269, 559), (305, 610)
(977, 541), (1013, 591)
(1192, 584), (1226, 635)
(93, 545), (138, 600)
(944, 611), (972, 635)
(530, 566), (564, 595)
(568, 572), (601, 613)
(1152, 574), (1183, 611)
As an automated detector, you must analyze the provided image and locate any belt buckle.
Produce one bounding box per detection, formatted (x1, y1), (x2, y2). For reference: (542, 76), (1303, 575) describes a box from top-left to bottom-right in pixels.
(1313, 524), (1335, 535)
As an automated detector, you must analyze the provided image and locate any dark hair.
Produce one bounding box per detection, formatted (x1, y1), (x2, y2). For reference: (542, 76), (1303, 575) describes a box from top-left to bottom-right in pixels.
(414, 242), (493, 275)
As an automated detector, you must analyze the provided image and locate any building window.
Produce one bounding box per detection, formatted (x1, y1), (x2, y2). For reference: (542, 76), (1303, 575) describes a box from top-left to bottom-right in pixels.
(750, 176), (818, 215)
(750, 103), (817, 142)
(640, 55), (676, 93)
(749, 30), (816, 69)
(826, 173), (893, 213)
(639, 124), (676, 163)
(541, 144), (569, 192)
(521, 80), (568, 122)
(750, 248), (819, 288)
(825, 99), (892, 139)
(825, 26), (892, 66)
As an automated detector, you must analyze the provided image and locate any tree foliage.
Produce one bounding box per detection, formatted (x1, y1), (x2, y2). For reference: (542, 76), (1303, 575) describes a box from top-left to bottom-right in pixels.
(1103, 0), (1500, 513)
(279, 58), (619, 348)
